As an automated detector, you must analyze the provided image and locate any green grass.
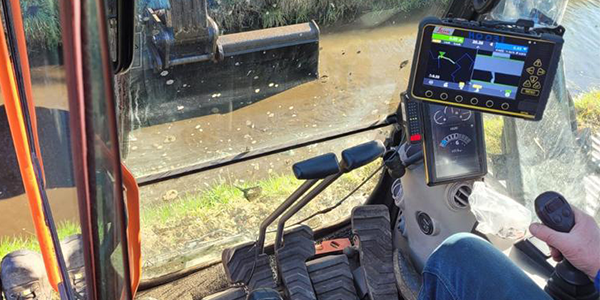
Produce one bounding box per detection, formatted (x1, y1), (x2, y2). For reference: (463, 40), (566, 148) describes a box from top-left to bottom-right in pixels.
(478, 89), (600, 155)
(574, 89), (600, 131)
(208, 0), (443, 33)
(140, 173), (300, 225)
(23, 0), (439, 52)
(21, 0), (62, 50)
(140, 160), (380, 227)
(484, 116), (504, 155)
(139, 160), (382, 275)
(0, 221), (80, 260)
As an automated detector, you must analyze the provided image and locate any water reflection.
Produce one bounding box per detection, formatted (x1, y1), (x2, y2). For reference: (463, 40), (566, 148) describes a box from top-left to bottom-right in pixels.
(562, 0), (600, 94)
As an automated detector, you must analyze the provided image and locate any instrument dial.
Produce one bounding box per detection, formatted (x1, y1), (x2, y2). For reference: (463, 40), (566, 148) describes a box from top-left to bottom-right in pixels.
(440, 133), (472, 153)
(444, 106), (472, 122)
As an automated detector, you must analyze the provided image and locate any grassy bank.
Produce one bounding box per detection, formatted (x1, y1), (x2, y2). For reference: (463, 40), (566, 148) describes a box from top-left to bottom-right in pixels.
(484, 116), (504, 155)
(22, 0), (441, 50)
(483, 89), (600, 155)
(574, 90), (600, 132)
(140, 160), (382, 276)
(207, 0), (444, 32)
(21, 0), (61, 50)
(0, 221), (80, 260)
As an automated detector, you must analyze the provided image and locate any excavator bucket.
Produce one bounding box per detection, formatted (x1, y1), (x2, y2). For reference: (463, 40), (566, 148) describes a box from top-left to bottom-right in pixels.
(121, 0), (320, 127)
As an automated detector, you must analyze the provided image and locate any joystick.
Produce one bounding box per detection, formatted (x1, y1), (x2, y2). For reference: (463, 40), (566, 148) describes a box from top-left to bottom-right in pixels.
(534, 192), (599, 300)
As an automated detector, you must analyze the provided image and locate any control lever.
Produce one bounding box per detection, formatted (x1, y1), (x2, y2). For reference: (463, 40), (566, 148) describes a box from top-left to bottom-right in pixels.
(222, 153), (339, 288)
(274, 140), (386, 251)
(256, 153), (340, 254)
(534, 192), (599, 300)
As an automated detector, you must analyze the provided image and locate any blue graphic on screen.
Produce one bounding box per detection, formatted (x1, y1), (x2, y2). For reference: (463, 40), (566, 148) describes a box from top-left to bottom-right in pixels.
(424, 26), (528, 100)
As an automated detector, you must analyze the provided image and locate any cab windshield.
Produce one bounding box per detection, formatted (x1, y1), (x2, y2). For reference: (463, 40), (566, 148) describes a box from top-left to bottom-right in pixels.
(2, 0), (600, 297)
(118, 0), (445, 278)
(114, 0), (600, 280)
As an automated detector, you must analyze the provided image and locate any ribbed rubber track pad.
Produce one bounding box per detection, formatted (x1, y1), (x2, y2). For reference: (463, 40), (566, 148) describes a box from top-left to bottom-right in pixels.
(222, 241), (276, 290)
(276, 225), (317, 300)
(306, 255), (359, 300)
(203, 287), (247, 300)
(351, 205), (399, 300)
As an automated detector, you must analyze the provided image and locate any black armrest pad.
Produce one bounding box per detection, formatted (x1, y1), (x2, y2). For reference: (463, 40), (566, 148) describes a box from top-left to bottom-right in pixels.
(293, 153), (340, 180)
(341, 140), (385, 172)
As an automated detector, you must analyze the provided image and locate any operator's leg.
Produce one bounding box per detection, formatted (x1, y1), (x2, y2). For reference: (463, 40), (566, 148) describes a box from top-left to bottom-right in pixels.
(418, 233), (552, 300)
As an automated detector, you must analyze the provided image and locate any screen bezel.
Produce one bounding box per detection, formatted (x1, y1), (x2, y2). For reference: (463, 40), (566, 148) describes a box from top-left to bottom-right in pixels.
(409, 20), (561, 121)
(421, 103), (488, 186)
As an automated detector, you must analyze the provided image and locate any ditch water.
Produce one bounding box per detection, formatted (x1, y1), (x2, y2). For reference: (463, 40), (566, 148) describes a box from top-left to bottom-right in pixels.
(562, 0), (600, 94)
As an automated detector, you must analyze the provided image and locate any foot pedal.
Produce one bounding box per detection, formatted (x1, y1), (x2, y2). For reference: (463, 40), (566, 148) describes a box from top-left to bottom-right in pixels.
(203, 287), (247, 300)
(393, 249), (422, 300)
(222, 242), (276, 290)
(276, 225), (317, 300)
(307, 255), (358, 300)
(351, 205), (399, 300)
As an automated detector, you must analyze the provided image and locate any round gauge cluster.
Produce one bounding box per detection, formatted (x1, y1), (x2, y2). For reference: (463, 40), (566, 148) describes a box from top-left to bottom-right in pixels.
(433, 106), (472, 125)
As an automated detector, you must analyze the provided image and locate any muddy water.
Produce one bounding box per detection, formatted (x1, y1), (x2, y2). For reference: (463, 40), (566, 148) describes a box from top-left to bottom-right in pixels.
(562, 0), (600, 94)
(125, 15), (423, 179)
(0, 188), (79, 237)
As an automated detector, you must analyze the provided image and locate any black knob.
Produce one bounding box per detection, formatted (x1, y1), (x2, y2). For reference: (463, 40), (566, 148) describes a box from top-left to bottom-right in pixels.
(535, 192), (575, 233)
(383, 149), (406, 179)
(534, 192), (599, 300)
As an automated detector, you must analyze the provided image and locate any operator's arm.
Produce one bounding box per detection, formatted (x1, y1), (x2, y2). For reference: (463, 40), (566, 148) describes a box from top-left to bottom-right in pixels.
(529, 207), (600, 280)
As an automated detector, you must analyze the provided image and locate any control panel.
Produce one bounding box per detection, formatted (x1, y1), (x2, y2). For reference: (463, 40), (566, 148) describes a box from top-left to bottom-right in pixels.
(408, 17), (564, 121)
(421, 104), (487, 186)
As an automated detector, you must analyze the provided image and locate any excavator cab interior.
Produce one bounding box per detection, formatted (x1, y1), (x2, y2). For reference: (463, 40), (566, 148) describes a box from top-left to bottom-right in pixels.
(0, 0), (598, 299)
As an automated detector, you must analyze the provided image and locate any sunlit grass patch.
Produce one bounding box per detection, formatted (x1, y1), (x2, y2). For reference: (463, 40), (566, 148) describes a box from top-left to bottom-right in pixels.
(0, 221), (80, 260)
(574, 89), (600, 131)
(211, 0), (444, 33)
(139, 160), (383, 275)
(484, 116), (504, 155)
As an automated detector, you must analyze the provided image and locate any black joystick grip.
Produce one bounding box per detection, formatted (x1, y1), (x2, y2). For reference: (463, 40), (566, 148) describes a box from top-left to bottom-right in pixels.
(534, 191), (599, 300)
(535, 192), (575, 233)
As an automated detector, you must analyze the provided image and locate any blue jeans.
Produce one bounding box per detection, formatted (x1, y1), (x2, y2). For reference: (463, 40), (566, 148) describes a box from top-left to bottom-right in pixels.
(418, 233), (552, 300)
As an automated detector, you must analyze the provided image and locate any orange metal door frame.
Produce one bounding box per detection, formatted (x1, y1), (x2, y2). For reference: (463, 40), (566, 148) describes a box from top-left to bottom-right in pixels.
(59, 0), (139, 297)
(7, 0), (46, 181)
(2, 0), (142, 297)
(0, 13), (62, 290)
(122, 164), (142, 297)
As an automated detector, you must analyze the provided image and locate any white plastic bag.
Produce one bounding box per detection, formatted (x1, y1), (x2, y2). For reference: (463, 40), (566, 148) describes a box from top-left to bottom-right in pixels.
(469, 182), (532, 240)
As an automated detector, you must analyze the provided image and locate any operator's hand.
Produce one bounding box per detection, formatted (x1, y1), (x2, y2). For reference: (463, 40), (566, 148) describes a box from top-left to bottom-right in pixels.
(529, 207), (600, 279)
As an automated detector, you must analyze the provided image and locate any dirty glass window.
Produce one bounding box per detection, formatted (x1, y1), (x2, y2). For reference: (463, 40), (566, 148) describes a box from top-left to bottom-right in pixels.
(139, 128), (388, 279)
(84, 0), (132, 297)
(119, 0), (447, 179)
(0, 0), (80, 276)
(119, 0), (447, 279)
(483, 0), (600, 222)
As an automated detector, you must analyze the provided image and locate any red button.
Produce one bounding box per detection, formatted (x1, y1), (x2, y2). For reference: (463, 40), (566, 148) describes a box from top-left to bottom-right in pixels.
(410, 134), (422, 142)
